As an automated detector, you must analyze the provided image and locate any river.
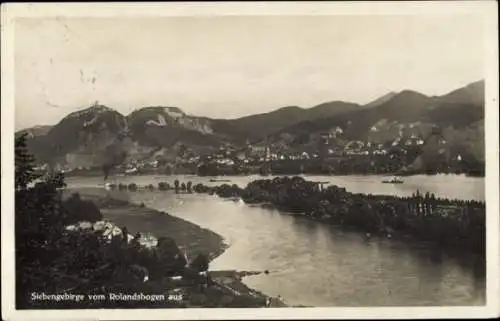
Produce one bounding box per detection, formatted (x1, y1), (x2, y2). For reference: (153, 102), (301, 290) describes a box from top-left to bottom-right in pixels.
(66, 174), (486, 307)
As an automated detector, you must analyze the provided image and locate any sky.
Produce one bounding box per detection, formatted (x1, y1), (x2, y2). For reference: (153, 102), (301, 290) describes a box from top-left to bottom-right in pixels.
(14, 15), (484, 130)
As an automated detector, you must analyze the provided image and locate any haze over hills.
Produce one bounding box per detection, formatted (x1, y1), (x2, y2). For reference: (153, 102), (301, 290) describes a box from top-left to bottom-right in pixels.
(17, 80), (485, 172)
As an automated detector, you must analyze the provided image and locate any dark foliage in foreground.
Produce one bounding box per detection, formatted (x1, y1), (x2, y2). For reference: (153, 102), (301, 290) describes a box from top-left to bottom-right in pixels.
(189, 253), (210, 272)
(16, 134), (253, 309)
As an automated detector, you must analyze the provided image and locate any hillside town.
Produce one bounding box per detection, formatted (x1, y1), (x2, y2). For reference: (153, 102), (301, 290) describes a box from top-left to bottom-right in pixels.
(47, 126), (475, 179)
(23, 77), (484, 180)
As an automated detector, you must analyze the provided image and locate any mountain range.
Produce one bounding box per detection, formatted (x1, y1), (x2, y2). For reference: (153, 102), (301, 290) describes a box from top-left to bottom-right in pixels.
(17, 80), (485, 172)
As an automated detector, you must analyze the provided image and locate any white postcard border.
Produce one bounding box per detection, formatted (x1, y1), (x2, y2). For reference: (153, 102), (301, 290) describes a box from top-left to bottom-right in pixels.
(1, 2), (498, 320)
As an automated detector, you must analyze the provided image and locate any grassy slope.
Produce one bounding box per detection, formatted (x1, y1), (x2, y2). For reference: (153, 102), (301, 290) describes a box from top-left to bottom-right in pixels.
(66, 188), (288, 308)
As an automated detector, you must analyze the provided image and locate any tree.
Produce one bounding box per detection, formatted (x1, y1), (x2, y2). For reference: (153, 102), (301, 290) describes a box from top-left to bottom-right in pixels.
(430, 193), (437, 212)
(14, 135), (199, 308)
(178, 144), (187, 158)
(15, 134), (69, 306)
(189, 253), (209, 272)
(158, 182), (170, 191)
(54, 172), (67, 189)
(154, 237), (187, 277)
(15, 133), (40, 190)
(122, 226), (129, 244)
(62, 192), (102, 223)
(197, 163), (218, 176)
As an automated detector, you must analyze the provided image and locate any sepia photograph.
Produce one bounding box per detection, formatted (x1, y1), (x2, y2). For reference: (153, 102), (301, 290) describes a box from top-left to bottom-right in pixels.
(1, 1), (499, 320)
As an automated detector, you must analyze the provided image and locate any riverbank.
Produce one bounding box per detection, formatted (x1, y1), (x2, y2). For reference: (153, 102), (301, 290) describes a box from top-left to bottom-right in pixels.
(67, 188), (227, 262)
(67, 188), (287, 308)
(189, 177), (485, 265)
(95, 176), (485, 266)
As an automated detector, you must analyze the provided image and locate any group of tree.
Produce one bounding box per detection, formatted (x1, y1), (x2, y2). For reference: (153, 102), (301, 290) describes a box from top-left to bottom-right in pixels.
(194, 176), (485, 260)
(14, 133), (212, 308)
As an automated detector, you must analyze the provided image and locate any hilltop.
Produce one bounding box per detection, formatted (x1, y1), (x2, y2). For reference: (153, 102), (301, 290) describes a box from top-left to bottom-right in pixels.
(17, 80), (485, 175)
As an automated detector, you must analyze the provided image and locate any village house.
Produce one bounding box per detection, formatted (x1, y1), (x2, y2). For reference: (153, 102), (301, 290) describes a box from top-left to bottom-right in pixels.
(373, 149), (388, 156)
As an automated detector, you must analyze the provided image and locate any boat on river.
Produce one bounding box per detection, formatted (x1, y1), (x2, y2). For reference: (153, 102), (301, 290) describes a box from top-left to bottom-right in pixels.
(382, 176), (404, 184)
(209, 179), (231, 183)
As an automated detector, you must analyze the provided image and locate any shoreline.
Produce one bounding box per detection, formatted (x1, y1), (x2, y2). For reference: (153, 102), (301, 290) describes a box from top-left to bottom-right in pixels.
(64, 171), (485, 180)
(66, 187), (228, 262)
(191, 177), (485, 268)
(68, 187), (288, 308)
(66, 179), (485, 307)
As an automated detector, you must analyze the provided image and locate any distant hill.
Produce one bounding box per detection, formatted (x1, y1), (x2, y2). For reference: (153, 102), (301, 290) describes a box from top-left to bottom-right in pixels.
(407, 120), (485, 174)
(266, 90), (435, 143)
(127, 106), (224, 147)
(125, 106), (238, 161)
(364, 92), (398, 109)
(436, 80), (484, 106)
(262, 80), (484, 168)
(16, 80), (484, 173)
(269, 80), (483, 139)
(25, 105), (129, 167)
(15, 125), (53, 138)
(19, 104), (243, 168)
(220, 101), (360, 142)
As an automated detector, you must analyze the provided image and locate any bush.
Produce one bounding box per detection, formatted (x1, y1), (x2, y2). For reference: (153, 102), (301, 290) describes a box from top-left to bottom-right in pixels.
(158, 182), (170, 191)
(152, 237), (187, 277)
(189, 253), (209, 272)
(62, 193), (103, 224)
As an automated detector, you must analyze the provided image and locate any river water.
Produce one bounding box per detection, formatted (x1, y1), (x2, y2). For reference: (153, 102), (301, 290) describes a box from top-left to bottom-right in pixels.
(66, 174), (486, 307)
